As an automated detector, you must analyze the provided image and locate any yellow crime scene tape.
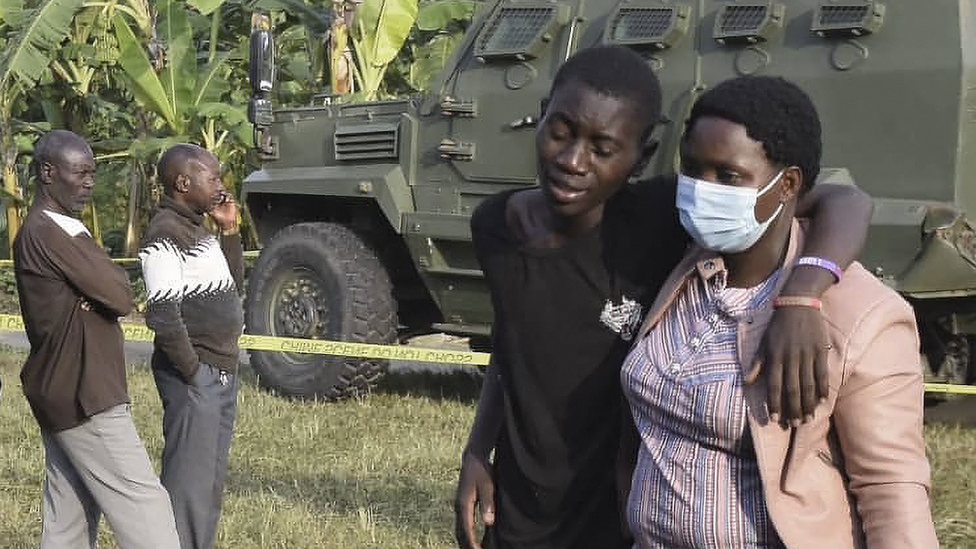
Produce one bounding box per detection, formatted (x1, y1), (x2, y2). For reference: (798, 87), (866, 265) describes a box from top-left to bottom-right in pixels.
(1, 312), (975, 391)
(923, 383), (976, 396)
(0, 251), (260, 268)
(0, 252), (489, 366)
(0, 254), (973, 389)
(0, 311), (972, 393)
(0, 314), (491, 367)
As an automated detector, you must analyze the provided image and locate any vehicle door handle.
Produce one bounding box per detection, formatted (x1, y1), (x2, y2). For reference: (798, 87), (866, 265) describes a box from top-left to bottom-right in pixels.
(508, 115), (538, 130)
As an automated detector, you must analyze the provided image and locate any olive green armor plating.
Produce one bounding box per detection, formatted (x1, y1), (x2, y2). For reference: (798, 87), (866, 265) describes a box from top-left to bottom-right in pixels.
(243, 0), (976, 398)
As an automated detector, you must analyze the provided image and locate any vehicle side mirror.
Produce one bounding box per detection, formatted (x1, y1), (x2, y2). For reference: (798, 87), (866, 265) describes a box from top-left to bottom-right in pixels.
(249, 13), (274, 94)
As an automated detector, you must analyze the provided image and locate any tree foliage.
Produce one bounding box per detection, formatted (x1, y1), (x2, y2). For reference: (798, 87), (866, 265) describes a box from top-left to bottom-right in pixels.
(0, 0), (479, 255)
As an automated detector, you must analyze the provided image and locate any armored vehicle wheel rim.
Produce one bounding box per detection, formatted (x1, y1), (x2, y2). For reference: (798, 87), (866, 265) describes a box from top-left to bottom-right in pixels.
(268, 267), (333, 364)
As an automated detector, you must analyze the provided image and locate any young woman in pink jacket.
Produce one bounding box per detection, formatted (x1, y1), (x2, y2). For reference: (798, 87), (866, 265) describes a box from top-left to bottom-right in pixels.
(622, 75), (939, 549)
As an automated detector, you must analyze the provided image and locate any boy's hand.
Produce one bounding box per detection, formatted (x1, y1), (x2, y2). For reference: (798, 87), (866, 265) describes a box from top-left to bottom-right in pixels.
(454, 450), (496, 549)
(210, 192), (239, 233)
(745, 306), (830, 425)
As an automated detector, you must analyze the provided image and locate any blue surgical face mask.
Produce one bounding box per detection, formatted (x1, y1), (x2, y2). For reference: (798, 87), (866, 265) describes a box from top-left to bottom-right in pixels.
(676, 169), (784, 253)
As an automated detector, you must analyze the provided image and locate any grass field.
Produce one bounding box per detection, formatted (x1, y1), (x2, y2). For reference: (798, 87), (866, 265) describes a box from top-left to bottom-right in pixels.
(0, 348), (974, 549)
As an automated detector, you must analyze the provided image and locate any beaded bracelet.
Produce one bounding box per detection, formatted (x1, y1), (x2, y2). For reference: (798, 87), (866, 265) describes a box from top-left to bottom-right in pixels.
(797, 256), (842, 282)
(772, 296), (823, 311)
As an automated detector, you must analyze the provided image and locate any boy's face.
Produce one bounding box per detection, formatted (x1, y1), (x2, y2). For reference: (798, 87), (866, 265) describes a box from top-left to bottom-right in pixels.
(536, 81), (649, 226)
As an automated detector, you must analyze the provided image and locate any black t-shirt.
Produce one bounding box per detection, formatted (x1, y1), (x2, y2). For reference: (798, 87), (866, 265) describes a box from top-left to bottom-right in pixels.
(471, 176), (688, 549)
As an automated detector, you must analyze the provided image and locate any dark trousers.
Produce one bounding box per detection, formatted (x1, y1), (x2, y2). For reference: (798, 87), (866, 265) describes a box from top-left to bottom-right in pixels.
(153, 360), (238, 549)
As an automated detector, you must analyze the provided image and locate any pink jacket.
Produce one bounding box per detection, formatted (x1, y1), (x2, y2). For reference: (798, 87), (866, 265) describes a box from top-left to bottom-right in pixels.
(634, 220), (939, 549)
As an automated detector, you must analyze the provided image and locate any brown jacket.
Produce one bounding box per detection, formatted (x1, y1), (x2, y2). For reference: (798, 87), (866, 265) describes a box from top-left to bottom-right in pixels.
(15, 207), (133, 431)
(635, 220), (938, 549)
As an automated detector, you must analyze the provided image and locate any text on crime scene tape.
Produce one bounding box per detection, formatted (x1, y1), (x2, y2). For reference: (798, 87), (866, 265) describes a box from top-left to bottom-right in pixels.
(0, 314), (489, 366)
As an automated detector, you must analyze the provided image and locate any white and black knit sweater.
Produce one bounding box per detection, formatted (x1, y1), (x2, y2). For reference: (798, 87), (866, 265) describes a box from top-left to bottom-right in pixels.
(139, 195), (244, 378)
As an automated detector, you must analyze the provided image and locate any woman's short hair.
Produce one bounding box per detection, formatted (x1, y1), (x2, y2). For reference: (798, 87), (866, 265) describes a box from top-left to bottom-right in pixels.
(686, 75), (822, 192)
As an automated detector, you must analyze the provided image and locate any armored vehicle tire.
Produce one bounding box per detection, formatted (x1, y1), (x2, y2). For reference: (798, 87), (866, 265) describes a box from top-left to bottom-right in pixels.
(246, 222), (397, 399)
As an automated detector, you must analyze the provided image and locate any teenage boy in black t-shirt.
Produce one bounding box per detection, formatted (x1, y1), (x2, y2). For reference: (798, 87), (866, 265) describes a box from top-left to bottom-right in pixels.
(454, 46), (873, 549)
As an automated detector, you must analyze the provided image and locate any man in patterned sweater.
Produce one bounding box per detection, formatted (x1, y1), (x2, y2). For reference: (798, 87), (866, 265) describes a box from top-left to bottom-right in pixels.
(139, 144), (244, 549)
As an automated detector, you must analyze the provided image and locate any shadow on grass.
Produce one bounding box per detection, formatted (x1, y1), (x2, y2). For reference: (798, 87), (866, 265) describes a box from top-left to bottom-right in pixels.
(224, 466), (453, 534)
(375, 369), (482, 403)
(925, 396), (976, 428)
(235, 362), (260, 387)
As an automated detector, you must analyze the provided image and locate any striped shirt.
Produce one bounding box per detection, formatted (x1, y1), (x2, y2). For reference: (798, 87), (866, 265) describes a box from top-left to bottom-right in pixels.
(621, 261), (785, 549)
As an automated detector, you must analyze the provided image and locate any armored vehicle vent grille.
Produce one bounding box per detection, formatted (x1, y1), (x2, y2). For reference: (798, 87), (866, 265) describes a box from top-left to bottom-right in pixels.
(480, 7), (552, 52)
(610, 8), (672, 41)
(604, 5), (690, 49)
(720, 5), (767, 33)
(714, 2), (784, 44)
(819, 5), (869, 26)
(334, 123), (399, 161)
(811, 2), (884, 36)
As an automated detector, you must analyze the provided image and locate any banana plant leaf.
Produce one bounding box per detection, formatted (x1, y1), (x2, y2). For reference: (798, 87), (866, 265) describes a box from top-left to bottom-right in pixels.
(0, 0), (87, 89)
(252, 0), (330, 33)
(196, 102), (247, 126)
(196, 102), (251, 144)
(112, 14), (179, 131)
(416, 0), (476, 31)
(0, 0), (21, 24)
(188, 0), (227, 16)
(408, 31), (461, 91)
(192, 48), (237, 106)
(125, 135), (189, 162)
(157, 0), (196, 122)
(354, 0), (417, 68)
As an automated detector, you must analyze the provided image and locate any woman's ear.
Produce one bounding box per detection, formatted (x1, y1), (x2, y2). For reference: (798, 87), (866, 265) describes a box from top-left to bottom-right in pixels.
(780, 165), (803, 202)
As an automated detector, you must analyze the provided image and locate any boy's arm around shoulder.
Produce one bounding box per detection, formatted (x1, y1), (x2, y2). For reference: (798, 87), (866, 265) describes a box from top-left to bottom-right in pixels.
(754, 183), (874, 421)
(829, 277), (939, 549)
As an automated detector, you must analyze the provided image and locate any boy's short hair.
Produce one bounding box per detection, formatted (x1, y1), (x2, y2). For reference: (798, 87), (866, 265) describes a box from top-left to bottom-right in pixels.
(686, 75), (822, 192)
(550, 45), (663, 140)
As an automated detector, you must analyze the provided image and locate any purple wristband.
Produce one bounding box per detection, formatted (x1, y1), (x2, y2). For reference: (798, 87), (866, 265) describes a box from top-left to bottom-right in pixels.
(797, 256), (842, 282)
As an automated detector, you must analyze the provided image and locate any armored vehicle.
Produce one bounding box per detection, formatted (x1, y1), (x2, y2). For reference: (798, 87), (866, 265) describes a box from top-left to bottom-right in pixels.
(242, 0), (976, 399)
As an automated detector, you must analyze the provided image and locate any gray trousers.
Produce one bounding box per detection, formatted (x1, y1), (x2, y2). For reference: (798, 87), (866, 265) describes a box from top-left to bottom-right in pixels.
(40, 404), (180, 549)
(153, 361), (239, 549)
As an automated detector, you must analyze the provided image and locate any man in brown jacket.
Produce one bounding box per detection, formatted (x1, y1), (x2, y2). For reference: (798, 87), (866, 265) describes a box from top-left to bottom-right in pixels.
(15, 130), (179, 549)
